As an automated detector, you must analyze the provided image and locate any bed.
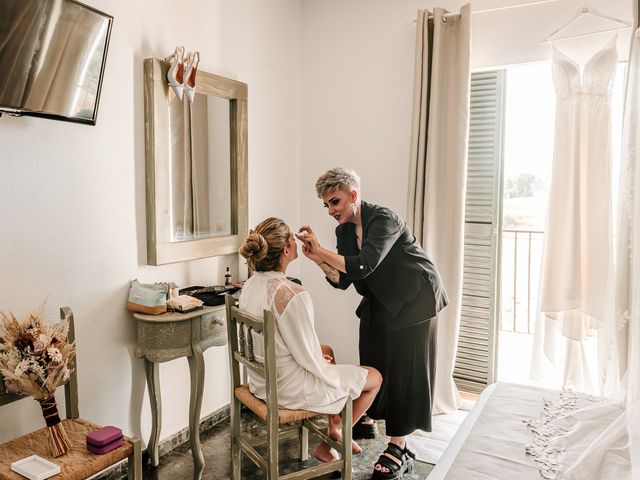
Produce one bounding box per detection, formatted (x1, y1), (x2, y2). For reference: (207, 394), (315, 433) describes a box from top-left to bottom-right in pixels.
(428, 382), (633, 480)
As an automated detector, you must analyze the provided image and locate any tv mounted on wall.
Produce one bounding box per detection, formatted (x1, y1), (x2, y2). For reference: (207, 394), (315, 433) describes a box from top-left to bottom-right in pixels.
(0, 0), (113, 126)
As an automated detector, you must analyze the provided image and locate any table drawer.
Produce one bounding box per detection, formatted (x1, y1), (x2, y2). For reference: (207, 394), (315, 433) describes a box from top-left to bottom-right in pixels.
(199, 308), (227, 346)
(136, 321), (191, 362)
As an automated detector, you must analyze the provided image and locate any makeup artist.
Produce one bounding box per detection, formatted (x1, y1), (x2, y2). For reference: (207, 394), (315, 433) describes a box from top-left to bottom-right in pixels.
(297, 167), (448, 480)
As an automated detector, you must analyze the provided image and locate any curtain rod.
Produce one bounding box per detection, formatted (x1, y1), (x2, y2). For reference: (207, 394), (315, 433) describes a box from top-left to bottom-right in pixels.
(425, 0), (560, 19)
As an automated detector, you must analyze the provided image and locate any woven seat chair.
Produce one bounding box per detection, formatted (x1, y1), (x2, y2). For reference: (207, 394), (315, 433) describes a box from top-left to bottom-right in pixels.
(0, 307), (142, 480)
(225, 295), (353, 480)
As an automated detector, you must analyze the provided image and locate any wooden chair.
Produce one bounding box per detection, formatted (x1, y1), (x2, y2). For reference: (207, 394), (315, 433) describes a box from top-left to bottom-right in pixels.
(0, 307), (142, 479)
(225, 295), (353, 480)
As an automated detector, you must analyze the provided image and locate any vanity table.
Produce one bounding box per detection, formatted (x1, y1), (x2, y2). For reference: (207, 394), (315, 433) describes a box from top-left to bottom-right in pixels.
(134, 305), (226, 480)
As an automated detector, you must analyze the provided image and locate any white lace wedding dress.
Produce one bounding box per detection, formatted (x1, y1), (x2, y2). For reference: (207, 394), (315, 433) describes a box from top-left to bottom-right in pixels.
(537, 36), (618, 391)
(239, 271), (368, 414)
(528, 36), (640, 480)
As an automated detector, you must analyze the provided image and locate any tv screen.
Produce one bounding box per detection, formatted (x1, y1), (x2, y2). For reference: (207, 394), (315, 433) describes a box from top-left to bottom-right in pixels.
(0, 0), (112, 125)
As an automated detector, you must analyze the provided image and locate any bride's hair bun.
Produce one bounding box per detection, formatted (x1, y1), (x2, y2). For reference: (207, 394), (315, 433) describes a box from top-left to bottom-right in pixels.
(239, 217), (289, 272)
(240, 231), (269, 261)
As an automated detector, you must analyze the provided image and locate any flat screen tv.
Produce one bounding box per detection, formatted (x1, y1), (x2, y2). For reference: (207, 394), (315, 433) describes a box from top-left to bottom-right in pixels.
(0, 0), (113, 125)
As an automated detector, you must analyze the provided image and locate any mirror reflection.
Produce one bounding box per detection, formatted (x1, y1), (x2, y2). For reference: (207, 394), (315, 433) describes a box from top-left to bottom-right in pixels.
(144, 57), (248, 265)
(168, 94), (231, 241)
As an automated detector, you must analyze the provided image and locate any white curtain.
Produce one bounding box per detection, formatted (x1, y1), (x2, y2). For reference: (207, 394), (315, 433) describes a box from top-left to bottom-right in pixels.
(407, 4), (471, 414)
(616, 25), (640, 406)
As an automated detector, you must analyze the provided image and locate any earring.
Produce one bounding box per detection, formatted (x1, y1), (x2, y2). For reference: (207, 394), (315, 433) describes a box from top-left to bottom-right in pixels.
(352, 203), (358, 216)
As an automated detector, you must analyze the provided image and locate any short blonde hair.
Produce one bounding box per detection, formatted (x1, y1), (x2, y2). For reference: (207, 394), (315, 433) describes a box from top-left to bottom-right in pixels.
(315, 167), (361, 198)
(239, 217), (290, 272)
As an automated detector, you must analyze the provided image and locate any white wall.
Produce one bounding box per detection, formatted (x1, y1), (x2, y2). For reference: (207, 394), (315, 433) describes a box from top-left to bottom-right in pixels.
(299, 0), (632, 365)
(0, 0), (301, 443)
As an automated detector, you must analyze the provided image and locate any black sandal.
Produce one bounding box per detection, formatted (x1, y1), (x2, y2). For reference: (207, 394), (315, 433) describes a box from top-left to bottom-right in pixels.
(404, 445), (416, 461)
(352, 414), (378, 439)
(371, 442), (414, 480)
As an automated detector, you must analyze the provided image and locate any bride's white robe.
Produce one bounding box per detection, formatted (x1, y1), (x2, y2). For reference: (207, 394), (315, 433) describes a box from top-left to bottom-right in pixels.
(239, 271), (367, 414)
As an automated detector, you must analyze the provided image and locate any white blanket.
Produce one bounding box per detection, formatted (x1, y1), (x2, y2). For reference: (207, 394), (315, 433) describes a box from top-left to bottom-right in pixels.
(429, 382), (633, 480)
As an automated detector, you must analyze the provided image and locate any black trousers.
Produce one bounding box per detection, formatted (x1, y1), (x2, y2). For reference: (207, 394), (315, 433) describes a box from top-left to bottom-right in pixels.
(359, 291), (438, 437)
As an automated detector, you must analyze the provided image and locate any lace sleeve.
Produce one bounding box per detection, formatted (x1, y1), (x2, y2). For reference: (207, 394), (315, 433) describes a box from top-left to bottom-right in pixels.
(268, 278), (306, 317)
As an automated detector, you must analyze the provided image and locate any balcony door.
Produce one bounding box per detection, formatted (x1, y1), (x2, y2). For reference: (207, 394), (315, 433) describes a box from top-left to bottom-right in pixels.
(457, 62), (625, 392)
(454, 70), (505, 394)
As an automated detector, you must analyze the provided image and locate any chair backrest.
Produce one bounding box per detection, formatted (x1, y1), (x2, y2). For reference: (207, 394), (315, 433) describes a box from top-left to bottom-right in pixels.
(225, 294), (279, 427)
(0, 306), (79, 419)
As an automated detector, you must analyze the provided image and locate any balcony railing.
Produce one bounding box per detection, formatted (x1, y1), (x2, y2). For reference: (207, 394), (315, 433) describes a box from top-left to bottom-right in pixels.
(500, 229), (544, 334)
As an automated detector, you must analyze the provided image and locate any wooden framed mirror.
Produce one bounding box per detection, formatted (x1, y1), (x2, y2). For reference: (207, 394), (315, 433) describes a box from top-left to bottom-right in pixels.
(144, 58), (248, 265)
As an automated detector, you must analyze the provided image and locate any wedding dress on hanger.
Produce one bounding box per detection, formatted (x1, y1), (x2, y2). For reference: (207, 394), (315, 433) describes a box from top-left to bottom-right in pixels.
(526, 36), (640, 480)
(537, 36), (618, 393)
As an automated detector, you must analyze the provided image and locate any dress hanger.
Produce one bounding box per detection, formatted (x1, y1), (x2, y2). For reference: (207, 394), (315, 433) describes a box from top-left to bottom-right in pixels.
(541, 1), (631, 45)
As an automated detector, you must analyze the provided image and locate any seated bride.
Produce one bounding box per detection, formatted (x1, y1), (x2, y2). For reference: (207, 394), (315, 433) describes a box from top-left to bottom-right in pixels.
(238, 217), (382, 461)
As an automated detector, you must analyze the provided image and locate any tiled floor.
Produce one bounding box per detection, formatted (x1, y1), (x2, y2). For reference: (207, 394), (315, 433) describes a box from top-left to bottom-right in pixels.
(142, 411), (434, 479)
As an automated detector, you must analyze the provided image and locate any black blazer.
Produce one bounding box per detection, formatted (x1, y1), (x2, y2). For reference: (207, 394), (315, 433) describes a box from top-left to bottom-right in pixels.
(328, 201), (448, 323)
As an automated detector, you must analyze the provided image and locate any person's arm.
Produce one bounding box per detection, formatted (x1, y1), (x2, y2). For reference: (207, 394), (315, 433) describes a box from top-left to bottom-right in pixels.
(338, 211), (402, 280)
(303, 211), (403, 280)
(297, 227), (351, 289)
(315, 248), (346, 273)
(303, 248), (343, 286)
(318, 260), (341, 284)
(298, 225), (348, 273)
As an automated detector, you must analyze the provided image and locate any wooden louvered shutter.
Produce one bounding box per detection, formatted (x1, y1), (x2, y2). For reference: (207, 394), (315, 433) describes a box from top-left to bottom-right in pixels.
(453, 70), (506, 394)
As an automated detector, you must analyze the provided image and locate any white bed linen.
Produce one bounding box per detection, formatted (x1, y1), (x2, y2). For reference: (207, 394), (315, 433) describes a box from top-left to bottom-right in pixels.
(427, 383), (496, 479)
(427, 382), (625, 480)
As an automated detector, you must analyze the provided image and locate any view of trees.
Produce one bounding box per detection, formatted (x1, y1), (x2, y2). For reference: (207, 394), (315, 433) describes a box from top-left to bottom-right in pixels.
(504, 173), (547, 198)
(502, 173), (549, 229)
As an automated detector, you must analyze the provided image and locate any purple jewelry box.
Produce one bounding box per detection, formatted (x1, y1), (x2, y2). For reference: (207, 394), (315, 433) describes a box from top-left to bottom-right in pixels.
(87, 436), (124, 455)
(87, 426), (123, 454)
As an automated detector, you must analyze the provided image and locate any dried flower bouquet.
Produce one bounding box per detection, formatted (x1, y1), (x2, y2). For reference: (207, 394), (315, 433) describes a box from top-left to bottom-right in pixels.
(0, 306), (76, 456)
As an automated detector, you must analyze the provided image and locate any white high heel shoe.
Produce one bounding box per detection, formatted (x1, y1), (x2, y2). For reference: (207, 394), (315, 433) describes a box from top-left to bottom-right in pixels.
(165, 46), (185, 100)
(183, 51), (200, 103)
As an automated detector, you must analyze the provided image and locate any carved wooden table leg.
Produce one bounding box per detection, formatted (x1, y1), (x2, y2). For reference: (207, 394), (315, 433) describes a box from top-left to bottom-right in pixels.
(188, 345), (205, 480)
(145, 359), (161, 467)
(134, 306), (226, 477)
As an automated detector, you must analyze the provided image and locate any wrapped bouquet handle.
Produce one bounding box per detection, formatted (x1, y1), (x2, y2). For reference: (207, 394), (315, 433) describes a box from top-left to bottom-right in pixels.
(39, 396), (71, 457)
